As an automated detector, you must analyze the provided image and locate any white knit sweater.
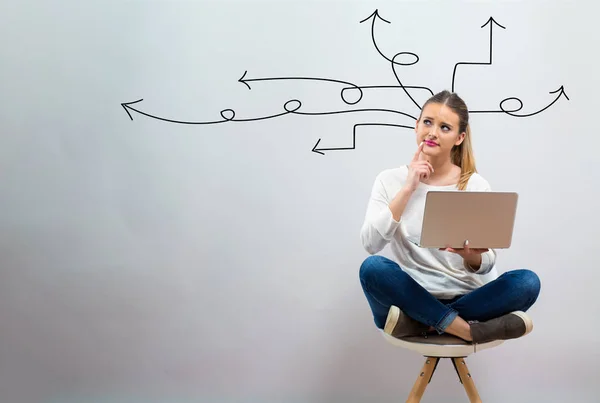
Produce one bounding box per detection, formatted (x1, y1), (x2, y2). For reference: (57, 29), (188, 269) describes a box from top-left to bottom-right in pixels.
(360, 165), (498, 299)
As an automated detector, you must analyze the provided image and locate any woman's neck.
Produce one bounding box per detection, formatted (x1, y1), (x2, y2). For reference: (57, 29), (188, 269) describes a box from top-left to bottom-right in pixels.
(422, 156), (459, 185)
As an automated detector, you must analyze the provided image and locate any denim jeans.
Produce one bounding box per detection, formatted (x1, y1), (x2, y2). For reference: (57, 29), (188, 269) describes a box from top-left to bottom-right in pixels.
(359, 255), (541, 334)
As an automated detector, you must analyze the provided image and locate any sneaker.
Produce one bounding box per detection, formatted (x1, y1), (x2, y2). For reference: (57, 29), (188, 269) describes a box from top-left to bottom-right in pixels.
(401, 333), (470, 346)
(469, 311), (534, 344)
(384, 305), (430, 338)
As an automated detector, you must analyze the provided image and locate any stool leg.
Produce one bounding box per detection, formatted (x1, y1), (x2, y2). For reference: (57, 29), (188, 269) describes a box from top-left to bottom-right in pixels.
(406, 356), (439, 403)
(451, 357), (482, 403)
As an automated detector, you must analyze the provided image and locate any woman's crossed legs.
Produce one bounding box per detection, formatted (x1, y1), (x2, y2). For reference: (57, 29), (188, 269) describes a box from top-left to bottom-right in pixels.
(359, 255), (541, 343)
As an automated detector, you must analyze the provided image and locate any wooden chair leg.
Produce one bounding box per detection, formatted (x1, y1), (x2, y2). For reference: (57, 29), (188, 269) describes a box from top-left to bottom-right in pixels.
(406, 356), (439, 403)
(451, 357), (482, 403)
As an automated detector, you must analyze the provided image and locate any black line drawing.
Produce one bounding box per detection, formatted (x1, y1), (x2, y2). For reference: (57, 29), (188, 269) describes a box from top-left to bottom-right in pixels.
(358, 10), (425, 111)
(451, 17), (506, 94)
(312, 123), (414, 155)
(122, 9), (569, 155)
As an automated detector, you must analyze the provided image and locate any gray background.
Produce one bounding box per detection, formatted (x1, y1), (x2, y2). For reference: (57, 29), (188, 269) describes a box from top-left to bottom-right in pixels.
(0, 0), (597, 402)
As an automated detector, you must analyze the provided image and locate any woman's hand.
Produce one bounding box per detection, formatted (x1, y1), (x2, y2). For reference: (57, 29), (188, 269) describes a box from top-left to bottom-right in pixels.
(404, 142), (434, 192)
(440, 240), (488, 269)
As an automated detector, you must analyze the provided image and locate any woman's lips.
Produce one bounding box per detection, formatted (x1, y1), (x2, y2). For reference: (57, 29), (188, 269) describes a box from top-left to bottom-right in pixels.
(425, 140), (438, 146)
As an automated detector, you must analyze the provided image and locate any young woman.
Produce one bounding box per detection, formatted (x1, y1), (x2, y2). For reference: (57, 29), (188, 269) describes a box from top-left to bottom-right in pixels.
(359, 90), (541, 346)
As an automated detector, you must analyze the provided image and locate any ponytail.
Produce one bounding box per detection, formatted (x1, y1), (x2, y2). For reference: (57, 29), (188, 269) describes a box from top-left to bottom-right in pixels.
(452, 124), (477, 191)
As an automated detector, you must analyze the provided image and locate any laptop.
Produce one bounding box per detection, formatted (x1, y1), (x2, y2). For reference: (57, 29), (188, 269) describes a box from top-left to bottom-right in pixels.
(415, 191), (519, 249)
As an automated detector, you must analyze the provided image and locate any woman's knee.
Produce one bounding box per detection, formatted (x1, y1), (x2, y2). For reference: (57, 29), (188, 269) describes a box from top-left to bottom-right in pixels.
(359, 255), (400, 285)
(359, 255), (387, 281)
(507, 268), (541, 301)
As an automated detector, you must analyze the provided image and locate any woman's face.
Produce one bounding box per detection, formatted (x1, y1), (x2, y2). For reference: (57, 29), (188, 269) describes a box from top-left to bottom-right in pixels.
(415, 103), (465, 158)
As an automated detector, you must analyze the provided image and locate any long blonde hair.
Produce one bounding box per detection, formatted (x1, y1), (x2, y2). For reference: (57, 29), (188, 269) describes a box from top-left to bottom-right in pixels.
(422, 90), (476, 190)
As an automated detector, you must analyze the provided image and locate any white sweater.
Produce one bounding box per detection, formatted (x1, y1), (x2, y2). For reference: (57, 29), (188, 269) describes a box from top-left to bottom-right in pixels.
(360, 165), (498, 299)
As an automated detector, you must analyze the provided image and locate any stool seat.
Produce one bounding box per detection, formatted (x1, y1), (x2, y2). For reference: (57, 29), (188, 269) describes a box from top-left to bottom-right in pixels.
(381, 331), (504, 357)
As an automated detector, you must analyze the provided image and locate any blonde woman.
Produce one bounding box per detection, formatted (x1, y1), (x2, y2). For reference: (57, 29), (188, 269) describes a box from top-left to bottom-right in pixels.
(359, 90), (540, 346)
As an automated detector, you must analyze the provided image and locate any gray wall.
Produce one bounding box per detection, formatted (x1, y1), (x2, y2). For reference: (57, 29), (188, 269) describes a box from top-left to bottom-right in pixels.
(0, 1), (597, 402)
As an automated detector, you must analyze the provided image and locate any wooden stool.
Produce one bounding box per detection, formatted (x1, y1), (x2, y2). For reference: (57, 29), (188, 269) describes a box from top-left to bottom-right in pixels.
(382, 332), (504, 402)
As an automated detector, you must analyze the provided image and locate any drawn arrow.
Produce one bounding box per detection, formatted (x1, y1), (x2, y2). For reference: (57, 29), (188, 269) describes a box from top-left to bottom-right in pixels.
(307, 87), (569, 156)
(311, 123), (414, 155)
(121, 98), (296, 124)
(239, 70), (356, 91)
(451, 16), (506, 92)
(123, 13), (568, 156)
(238, 70), (365, 105)
(238, 70), (433, 105)
(122, 98), (419, 124)
(122, 99), (232, 124)
(468, 86), (569, 116)
(360, 9), (425, 110)
(358, 9), (420, 67)
(359, 10), (395, 64)
(502, 86), (569, 117)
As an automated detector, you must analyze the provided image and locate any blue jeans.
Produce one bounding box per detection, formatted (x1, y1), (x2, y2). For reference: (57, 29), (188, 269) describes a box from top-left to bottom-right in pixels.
(359, 255), (541, 334)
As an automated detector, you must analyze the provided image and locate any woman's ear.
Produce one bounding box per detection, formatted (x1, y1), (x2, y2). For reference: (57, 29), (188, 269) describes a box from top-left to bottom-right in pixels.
(455, 132), (466, 146)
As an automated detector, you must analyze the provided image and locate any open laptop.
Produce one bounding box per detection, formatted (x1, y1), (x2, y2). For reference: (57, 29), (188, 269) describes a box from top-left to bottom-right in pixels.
(415, 191), (519, 249)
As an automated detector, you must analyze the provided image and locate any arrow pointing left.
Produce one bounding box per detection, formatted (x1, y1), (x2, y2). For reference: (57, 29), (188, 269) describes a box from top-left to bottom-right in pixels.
(121, 98), (298, 124)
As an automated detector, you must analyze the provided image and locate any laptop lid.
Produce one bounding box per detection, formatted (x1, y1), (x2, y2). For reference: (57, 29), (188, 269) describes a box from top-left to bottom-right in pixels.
(418, 191), (519, 249)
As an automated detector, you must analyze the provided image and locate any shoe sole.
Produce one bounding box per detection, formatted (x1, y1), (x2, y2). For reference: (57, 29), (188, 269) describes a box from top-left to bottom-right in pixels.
(511, 311), (534, 336)
(384, 305), (400, 335)
(382, 331), (505, 357)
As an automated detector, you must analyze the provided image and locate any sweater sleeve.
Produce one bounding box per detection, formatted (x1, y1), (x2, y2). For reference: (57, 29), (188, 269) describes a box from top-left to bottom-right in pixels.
(360, 174), (401, 254)
(463, 176), (496, 275)
(464, 248), (496, 275)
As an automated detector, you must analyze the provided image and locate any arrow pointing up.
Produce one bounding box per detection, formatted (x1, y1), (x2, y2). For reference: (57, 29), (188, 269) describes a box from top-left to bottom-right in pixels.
(359, 9), (393, 64)
(481, 16), (505, 30)
(451, 16), (506, 92)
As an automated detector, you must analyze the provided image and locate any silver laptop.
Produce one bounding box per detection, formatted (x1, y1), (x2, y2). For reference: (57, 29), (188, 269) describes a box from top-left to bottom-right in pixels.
(416, 191), (519, 249)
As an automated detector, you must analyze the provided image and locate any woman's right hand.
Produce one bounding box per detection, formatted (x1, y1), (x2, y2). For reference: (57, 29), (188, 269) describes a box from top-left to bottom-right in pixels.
(404, 142), (434, 192)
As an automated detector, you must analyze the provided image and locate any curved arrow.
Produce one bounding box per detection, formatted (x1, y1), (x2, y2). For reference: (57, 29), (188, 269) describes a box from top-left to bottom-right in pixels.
(312, 123), (414, 155)
(122, 98), (419, 125)
(501, 86), (569, 117)
(121, 98), (292, 124)
(359, 10), (395, 64)
(451, 17), (506, 92)
(239, 70), (356, 91)
(239, 70), (365, 105)
(360, 9), (424, 110)
(122, 99), (230, 124)
(358, 10), (420, 67)
(239, 70), (433, 106)
(468, 86), (569, 117)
